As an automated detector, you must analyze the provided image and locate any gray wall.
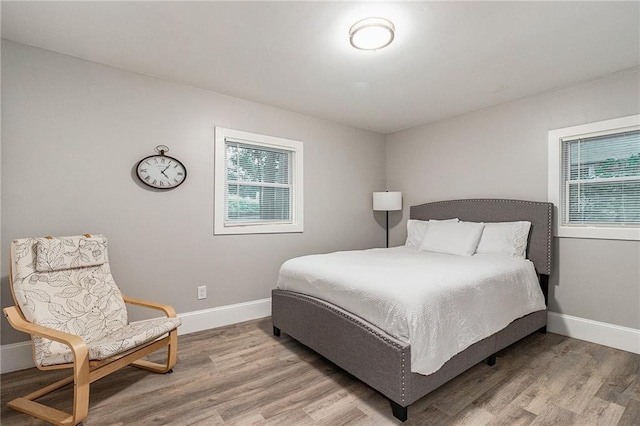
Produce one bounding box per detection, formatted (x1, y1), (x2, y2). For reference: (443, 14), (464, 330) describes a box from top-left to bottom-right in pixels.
(386, 67), (640, 330)
(1, 40), (387, 345)
(3, 38), (639, 349)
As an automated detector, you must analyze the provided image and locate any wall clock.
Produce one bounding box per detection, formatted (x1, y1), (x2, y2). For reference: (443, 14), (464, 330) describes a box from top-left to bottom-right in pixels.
(136, 145), (187, 190)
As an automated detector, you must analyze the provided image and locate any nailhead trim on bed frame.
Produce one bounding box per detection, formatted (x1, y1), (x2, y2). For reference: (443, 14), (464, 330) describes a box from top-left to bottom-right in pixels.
(546, 203), (552, 275)
(281, 291), (408, 403)
(287, 293), (406, 349)
(411, 199), (553, 275)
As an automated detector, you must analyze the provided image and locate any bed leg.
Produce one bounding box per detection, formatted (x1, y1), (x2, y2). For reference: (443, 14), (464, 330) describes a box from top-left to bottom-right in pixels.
(273, 326), (281, 337)
(389, 400), (408, 422)
(538, 325), (547, 334)
(487, 354), (496, 366)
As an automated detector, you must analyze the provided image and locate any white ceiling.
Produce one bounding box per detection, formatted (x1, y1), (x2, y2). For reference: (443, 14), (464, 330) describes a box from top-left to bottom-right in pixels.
(2, 1), (639, 134)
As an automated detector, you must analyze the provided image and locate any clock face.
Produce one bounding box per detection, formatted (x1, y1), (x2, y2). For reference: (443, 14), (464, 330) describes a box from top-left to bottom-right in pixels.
(136, 154), (187, 189)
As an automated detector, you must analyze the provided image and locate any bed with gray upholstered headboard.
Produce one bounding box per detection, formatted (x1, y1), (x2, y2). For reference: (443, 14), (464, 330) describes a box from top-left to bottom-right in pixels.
(272, 199), (553, 421)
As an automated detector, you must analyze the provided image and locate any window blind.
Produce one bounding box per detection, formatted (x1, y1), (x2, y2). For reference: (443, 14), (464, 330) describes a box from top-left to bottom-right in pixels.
(224, 139), (292, 224)
(562, 130), (640, 226)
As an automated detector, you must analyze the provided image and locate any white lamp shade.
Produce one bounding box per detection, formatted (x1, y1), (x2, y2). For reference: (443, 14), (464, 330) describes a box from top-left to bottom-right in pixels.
(373, 191), (402, 211)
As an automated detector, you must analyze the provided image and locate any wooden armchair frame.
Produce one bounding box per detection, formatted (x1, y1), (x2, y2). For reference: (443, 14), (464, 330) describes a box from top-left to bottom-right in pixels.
(4, 290), (179, 426)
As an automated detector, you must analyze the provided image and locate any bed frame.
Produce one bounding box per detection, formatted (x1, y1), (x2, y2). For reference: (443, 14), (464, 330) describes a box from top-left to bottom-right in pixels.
(272, 199), (553, 422)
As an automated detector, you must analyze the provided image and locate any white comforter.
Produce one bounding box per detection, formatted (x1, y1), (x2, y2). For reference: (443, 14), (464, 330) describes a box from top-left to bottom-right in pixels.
(276, 246), (546, 376)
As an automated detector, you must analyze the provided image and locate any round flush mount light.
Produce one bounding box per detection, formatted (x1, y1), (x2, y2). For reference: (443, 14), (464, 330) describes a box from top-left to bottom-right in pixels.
(349, 17), (395, 50)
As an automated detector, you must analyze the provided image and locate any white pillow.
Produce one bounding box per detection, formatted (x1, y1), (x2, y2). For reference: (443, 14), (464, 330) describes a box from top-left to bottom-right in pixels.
(419, 221), (485, 256)
(405, 218), (459, 248)
(475, 221), (532, 258)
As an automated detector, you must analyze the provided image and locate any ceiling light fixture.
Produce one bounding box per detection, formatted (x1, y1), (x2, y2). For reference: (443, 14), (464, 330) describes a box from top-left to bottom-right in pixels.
(349, 17), (395, 50)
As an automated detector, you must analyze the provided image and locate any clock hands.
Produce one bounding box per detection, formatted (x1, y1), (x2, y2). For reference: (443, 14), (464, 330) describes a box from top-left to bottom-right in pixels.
(161, 164), (170, 178)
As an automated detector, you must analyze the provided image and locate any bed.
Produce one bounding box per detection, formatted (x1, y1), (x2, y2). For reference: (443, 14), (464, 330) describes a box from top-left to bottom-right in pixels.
(272, 199), (552, 421)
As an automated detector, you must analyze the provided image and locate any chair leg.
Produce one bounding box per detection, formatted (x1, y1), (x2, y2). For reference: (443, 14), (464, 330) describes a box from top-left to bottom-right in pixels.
(7, 332), (178, 424)
(7, 355), (90, 426)
(130, 330), (178, 374)
(73, 353), (90, 424)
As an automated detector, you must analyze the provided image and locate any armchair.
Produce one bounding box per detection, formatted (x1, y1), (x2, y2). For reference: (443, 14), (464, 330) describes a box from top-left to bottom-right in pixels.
(3, 234), (182, 426)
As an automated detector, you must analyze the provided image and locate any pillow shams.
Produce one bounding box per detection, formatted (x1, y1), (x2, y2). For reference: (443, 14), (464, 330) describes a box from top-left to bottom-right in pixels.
(419, 221), (484, 256)
(405, 218), (459, 248)
(475, 221), (531, 258)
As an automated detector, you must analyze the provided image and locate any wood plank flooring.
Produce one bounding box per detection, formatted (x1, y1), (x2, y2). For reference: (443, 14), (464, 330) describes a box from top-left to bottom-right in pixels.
(1, 317), (638, 425)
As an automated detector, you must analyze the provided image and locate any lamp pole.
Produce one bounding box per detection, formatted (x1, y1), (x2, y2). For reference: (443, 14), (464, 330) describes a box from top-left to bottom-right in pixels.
(386, 210), (390, 248)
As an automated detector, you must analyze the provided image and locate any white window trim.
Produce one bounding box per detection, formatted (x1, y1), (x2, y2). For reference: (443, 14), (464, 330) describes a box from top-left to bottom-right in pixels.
(214, 127), (304, 235)
(548, 114), (640, 241)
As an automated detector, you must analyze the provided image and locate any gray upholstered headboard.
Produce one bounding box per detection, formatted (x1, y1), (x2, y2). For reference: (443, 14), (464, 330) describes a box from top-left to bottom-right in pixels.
(410, 199), (553, 276)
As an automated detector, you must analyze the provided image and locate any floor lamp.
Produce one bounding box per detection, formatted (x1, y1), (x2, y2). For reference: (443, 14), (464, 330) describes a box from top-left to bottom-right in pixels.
(373, 191), (402, 248)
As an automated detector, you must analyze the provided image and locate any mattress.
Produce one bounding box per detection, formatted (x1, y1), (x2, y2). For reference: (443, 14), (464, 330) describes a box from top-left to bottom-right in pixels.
(276, 246), (546, 375)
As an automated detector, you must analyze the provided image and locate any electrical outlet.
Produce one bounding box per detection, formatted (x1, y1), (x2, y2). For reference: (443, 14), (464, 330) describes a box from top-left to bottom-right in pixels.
(197, 285), (207, 300)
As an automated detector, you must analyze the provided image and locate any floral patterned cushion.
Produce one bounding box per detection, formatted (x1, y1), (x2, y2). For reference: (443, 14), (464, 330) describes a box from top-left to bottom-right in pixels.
(35, 236), (108, 272)
(36, 317), (182, 366)
(11, 235), (130, 367)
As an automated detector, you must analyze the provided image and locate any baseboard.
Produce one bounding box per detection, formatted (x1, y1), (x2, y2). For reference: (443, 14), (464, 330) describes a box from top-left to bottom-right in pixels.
(547, 311), (640, 354)
(1, 297), (272, 374)
(0, 341), (34, 374)
(177, 297), (271, 335)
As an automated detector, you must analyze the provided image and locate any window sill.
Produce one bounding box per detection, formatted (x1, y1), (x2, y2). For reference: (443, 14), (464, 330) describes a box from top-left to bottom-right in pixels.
(556, 225), (640, 241)
(214, 222), (304, 235)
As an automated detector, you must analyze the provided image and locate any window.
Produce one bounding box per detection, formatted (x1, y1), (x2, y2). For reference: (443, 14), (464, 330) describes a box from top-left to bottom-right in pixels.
(214, 127), (303, 235)
(548, 115), (640, 241)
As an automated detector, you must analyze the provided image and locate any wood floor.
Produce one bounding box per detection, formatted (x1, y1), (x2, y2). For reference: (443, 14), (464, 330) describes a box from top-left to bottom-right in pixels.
(1, 317), (638, 425)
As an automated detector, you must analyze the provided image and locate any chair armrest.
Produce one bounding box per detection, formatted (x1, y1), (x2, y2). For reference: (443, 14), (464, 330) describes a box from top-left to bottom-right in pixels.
(3, 306), (88, 360)
(122, 294), (177, 318)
